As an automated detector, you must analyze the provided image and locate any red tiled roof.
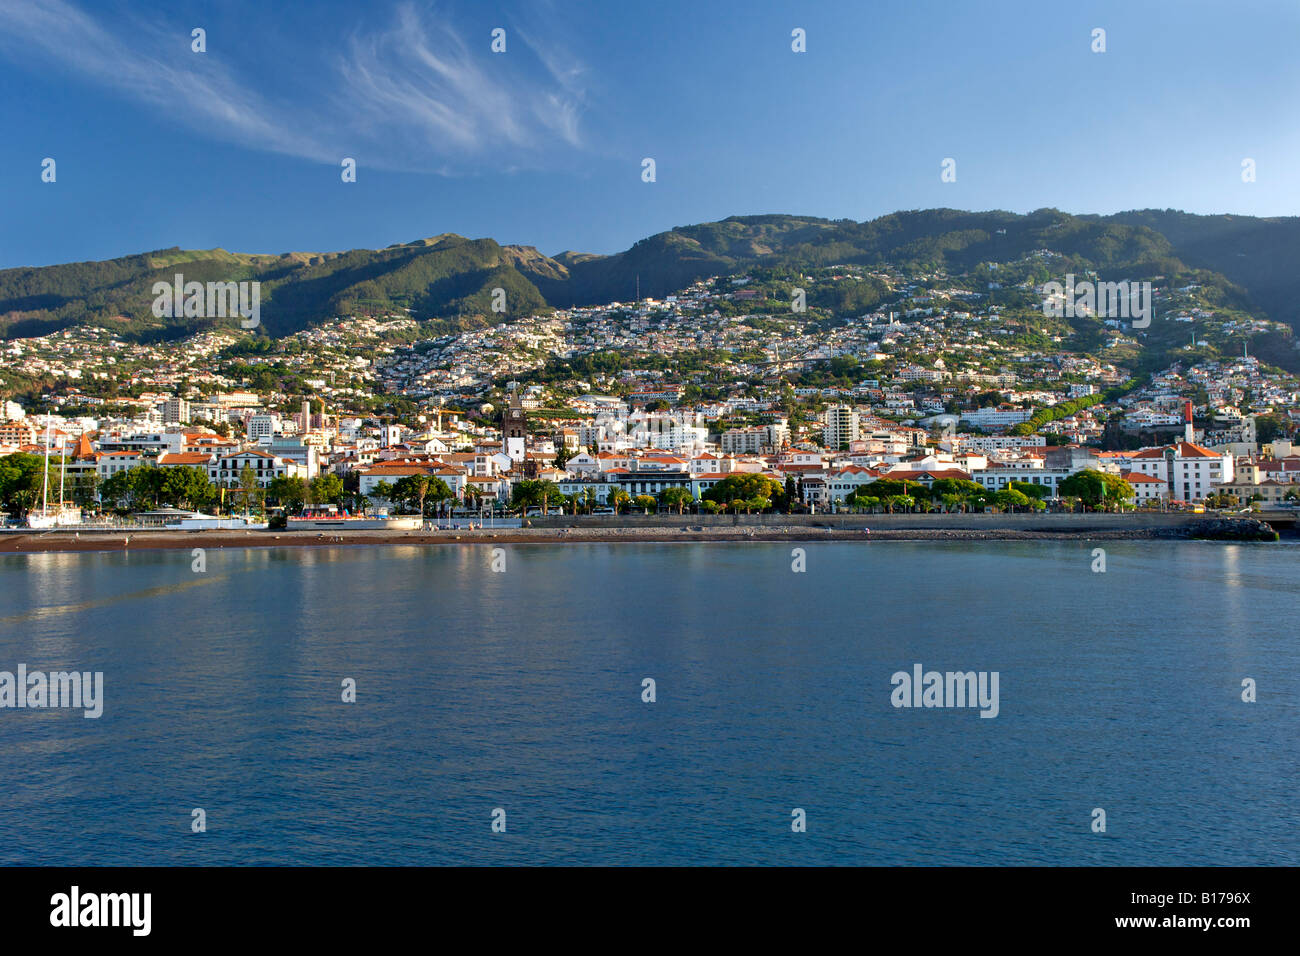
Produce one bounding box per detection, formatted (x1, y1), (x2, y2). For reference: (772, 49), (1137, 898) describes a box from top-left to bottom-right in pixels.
(361, 464), (440, 475)
(887, 469), (972, 481)
(1120, 471), (1164, 484)
(1131, 441), (1221, 459)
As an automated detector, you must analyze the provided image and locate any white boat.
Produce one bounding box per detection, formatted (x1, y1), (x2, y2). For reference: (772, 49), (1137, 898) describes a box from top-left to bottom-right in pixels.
(286, 503), (422, 531)
(26, 424), (82, 528)
(135, 508), (267, 530)
(26, 507), (82, 529)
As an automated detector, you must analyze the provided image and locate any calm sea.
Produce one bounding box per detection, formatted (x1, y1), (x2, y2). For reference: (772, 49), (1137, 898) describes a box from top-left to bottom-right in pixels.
(0, 540), (1296, 865)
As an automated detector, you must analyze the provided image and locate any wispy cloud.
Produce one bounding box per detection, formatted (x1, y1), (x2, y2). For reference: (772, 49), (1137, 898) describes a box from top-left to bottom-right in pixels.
(0, 0), (591, 172)
(337, 3), (588, 168)
(0, 0), (332, 160)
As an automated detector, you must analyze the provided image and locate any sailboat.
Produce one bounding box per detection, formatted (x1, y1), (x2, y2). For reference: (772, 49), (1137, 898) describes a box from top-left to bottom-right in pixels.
(26, 424), (81, 528)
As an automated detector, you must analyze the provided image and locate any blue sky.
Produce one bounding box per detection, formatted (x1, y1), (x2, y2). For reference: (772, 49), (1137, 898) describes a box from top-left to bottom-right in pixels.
(1, 0), (1298, 268)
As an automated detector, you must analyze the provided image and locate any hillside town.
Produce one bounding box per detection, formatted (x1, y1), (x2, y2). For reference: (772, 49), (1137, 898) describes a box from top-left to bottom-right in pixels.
(2, 267), (1299, 525)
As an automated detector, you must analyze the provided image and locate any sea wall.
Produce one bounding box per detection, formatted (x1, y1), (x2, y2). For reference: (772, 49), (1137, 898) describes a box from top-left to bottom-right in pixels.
(531, 512), (1176, 531)
(529, 512), (1278, 537)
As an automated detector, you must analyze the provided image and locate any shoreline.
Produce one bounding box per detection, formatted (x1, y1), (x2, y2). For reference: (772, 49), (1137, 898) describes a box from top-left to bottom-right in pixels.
(0, 520), (1282, 553)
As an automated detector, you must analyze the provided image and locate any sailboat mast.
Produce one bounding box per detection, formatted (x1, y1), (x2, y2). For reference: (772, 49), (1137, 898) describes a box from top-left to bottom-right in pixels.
(42, 422), (51, 514)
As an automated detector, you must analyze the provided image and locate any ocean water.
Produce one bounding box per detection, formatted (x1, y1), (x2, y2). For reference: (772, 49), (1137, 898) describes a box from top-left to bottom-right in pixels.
(0, 540), (1296, 866)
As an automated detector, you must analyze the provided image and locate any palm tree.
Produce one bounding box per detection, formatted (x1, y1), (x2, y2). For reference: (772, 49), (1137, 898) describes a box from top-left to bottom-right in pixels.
(538, 480), (562, 516)
(411, 475), (432, 516)
(660, 487), (693, 514)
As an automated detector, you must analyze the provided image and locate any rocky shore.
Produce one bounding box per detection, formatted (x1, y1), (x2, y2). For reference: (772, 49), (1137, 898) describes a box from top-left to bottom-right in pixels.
(1170, 517), (1280, 542)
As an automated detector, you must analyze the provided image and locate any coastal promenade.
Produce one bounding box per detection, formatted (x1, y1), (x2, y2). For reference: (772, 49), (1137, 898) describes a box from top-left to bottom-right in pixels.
(0, 512), (1281, 553)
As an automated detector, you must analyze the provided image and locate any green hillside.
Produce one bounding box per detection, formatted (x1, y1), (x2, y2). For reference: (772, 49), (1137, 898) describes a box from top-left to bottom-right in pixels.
(0, 235), (556, 340)
(2, 209), (1298, 351)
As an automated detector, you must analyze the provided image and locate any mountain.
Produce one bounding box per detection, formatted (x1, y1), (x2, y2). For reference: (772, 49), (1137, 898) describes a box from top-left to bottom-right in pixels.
(2, 209), (1299, 346)
(1104, 210), (1300, 331)
(551, 209), (1189, 304)
(0, 235), (557, 340)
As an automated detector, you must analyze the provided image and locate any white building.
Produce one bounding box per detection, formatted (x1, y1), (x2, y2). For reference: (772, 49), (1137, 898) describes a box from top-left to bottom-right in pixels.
(721, 422), (789, 454)
(160, 397), (191, 425)
(971, 465), (1073, 496)
(959, 435), (1046, 452)
(1127, 442), (1233, 503)
(961, 407), (1033, 429)
(209, 451), (299, 487)
(1122, 471), (1167, 505)
(815, 466), (881, 504)
(95, 451), (144, 480)
(823, 405), (860, 450)
(248, 414), (281, 440)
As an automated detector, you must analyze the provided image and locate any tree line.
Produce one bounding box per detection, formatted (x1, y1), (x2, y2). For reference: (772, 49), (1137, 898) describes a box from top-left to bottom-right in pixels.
(1, 452), (1139, 522)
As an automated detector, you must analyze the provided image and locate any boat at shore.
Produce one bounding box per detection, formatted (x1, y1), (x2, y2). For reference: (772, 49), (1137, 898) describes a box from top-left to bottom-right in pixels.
(26, 506), (83, 529)
(133, 508), (267, 530)
(286, 503), (423, 531)
(26, 423), (83, 528)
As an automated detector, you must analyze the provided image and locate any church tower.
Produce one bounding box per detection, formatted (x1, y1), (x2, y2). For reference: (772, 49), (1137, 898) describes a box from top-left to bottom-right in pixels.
(503, 394), (527, 463)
